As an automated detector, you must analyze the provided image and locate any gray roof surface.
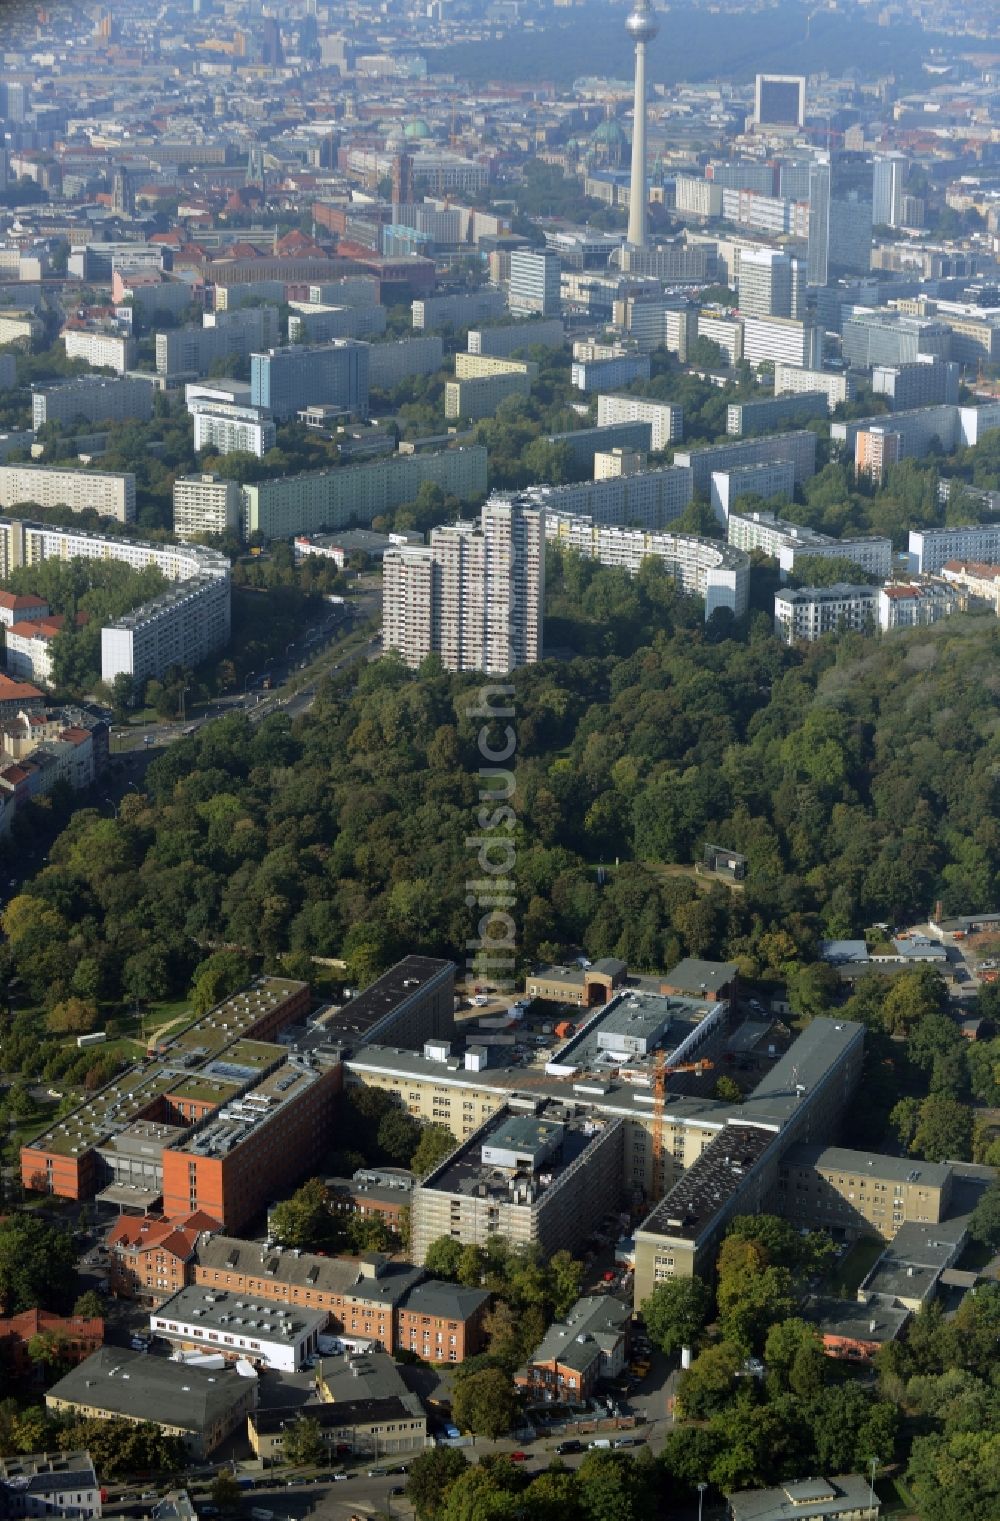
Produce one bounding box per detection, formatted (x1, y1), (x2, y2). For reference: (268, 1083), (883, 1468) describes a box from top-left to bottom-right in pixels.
(401, 1280), (490, 1321)
(45, 1348), (252, 1434)
(523, 1293), (631, 1374)
(195, 1236), (366, 1296)
(251, 1394), (423, 1435)
(727, 1474), (876, 1521)
(153, 1285), (327, 1343)
(317, 1350), (410, 1403)
(803, 1294), (909, 1344)
(783, 1144), (952, 1190)
(661, 958), (739, 994)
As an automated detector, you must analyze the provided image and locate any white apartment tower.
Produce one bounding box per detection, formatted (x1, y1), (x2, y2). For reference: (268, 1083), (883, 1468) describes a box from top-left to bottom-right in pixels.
(508, 250), (562, 317)
(736, 248), (804, 320)
(383, 496), (544, 675)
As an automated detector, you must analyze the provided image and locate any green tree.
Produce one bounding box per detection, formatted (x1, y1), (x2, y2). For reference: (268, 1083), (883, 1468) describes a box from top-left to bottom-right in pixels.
(267, 1178), (329, 1250)
(411, 1123), (457, 1176)
(424, 1236), (464, 1280)
(282, 1415), (325, 1467)
(189, 950), (253, 1014)
(641, 1275), (710, 1358)
(209, 1472), (242, 1512)
(451, 1367), (520, 1439)
(908, 1431), (1000, 1521)
(73, 1289), (105, 1320)
(0, 1214), (77, 1314)
(405, 1445), (471, 1520)
(677, 1341), (743, 1418)
(377, 1105), (422, 1164)
(911, 1095), (973, 1163)
(968, 1180), (1000, 1249)
(714, 1075), (742, 1103)
(576, 1450), (654, 1521)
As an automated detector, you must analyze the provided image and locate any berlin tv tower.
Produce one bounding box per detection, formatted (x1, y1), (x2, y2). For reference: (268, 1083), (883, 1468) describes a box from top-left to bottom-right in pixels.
(626, 0), (659, 248)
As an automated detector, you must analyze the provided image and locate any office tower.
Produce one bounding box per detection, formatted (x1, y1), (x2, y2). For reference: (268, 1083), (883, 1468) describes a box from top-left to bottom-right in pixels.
(625, 1), (659, 248)
(737, 248), (805, 320)
(873, 153), (907, 228)
(260, 17), (284, 65)
(392, 152), (414, 206)
(0, 83), (28, 123)
(246, 140), (265, 191)
(508, 248), (562, 317)
(250, 342), (369, 421)
(829, 195), (873, 275)
(111, 168), (134, 217)
(754, 74), (805, 128)
(383, 496), (544, 675)
(806, 158), (830, 287)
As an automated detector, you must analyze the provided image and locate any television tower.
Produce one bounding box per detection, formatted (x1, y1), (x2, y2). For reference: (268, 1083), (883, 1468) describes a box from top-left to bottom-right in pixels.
(626, 0), (659, 248)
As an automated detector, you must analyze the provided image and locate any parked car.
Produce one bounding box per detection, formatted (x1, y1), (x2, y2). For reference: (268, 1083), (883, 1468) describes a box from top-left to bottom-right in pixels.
(555, 1440), (583, 1455)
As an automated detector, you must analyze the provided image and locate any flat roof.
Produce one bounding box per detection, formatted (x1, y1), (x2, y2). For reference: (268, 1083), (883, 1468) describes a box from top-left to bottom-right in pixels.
(737, 1018), (864, 1129)
(419, 1103), (614, 1203)
(638, 1122), (778, 1243)
(152, 1286), (326, 1344)
(343, 1044), (733, 1130)
(319, 956), (452, 1048)
(555, 988), (717, 1075)
(803, 1294), (909, 1343)
(171, 1052), (337, 1160)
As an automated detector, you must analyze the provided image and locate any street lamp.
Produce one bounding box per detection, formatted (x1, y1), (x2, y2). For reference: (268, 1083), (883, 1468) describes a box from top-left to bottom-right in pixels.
(179, 685), (191, 723)
(697, 1481), (707, 1521)
(868, 1457), (879, 1520)
(243, 671), (256, 696)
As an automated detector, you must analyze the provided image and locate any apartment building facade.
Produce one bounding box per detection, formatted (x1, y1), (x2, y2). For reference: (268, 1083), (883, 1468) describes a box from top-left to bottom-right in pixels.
(242, 446), (488, 540)
(32, 376), (154, 429)
(0, 465), (136, 524)
(383, 496), (544, 674)
(173, 474), (243, 541)
(596, 394), (682, 450)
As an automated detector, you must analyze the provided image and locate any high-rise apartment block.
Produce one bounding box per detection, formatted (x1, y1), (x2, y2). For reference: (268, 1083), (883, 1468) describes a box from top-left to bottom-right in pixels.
(710, 460), (796, 522)
(736, 247), (805, 320)
(368, 336), (443, 389)
(411, 290), (506, 330)
(872, 357), (960, 410)
(742, 315), (823, 370)
(189, 399), (277, 458)
(173, 474), (244, 541)
(468, 320), (565, 357)
(571, 353), (650, 392)
(0, 465), (135, 524)
(508, 249), (562, 317)
(250, 341), (369, 421)
(62, 329), (135, 375)
(727, 392), (828, 437)
(32, 376), (154, 429)
(383, 496), (544, 675)
(773, 363), (855, 412)
(597, 394), (682, 450)
(674, 431), (817, 498)
(243, 446), (488, 540)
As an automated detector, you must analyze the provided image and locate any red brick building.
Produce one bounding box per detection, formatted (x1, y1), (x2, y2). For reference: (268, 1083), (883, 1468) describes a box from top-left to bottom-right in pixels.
(108, 1210), (221, 1302)
(0, 1309), (103, 1377)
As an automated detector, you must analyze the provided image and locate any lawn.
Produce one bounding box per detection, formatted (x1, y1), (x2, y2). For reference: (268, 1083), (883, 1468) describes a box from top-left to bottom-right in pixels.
(824, 1236), (885, 1296)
